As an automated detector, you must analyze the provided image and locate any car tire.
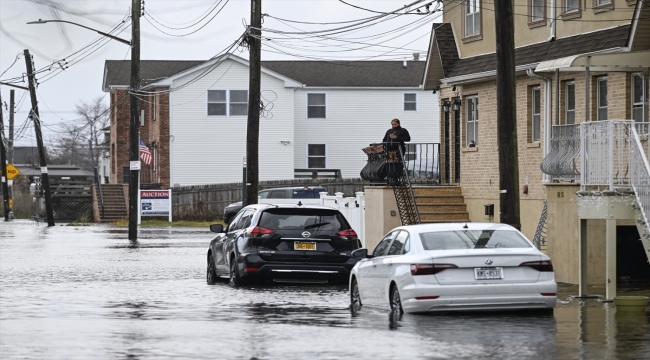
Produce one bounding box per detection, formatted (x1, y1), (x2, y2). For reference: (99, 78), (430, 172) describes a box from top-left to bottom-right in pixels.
(229, 256), (243, 287)
(207, 252), (218, 285)
(350, 278), (362, 310)
(389, 284), (403, 314)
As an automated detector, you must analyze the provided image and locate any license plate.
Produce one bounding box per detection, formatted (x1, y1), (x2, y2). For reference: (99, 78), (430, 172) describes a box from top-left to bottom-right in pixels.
(474, 267), (503, 280)
(294, 242), (316, 251)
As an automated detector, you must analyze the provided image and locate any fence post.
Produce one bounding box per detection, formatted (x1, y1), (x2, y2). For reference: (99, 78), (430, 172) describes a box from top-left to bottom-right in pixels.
(356, 191), (365, 247)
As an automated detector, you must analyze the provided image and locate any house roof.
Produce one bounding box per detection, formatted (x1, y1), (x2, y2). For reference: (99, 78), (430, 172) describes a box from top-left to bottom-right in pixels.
(16, 164), (94, 178)
(103, 58), (426, 90)
(12, 146), (41, 166)
(424, 24), (631, 88)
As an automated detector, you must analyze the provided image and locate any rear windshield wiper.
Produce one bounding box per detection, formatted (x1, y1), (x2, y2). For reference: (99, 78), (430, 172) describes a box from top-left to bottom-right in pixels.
(304, 222), (330, 230)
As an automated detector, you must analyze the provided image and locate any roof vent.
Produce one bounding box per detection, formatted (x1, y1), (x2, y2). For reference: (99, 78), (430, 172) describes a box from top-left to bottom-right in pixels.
(413, 53), (420, 61)
(403, 58), (407, 68)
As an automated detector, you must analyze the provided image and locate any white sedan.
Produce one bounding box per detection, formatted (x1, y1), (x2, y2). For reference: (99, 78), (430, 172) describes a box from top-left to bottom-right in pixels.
(349, 223), (557, 314)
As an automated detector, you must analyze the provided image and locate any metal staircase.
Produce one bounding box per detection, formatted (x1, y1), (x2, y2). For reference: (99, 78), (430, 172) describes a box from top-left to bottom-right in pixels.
(386, 159), (420, 225)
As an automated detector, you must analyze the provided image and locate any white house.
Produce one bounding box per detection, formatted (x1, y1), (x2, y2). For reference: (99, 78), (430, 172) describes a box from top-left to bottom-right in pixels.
(103, 53), (439, 188)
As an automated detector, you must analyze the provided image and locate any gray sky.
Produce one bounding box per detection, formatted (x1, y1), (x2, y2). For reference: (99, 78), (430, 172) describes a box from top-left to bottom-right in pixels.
(1, 0), (439, 148)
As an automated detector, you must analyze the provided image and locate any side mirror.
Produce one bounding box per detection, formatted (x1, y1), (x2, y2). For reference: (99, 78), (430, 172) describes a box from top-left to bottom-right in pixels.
(209, 224), (225, 233)
(351, 248), (370, 259)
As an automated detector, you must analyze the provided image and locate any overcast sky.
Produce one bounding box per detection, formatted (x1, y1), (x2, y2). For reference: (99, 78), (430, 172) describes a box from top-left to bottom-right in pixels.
(1, 0), (439, 148)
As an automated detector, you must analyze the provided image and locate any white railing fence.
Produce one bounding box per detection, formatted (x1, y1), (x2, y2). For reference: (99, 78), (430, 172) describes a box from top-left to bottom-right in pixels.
(630, 126), (650, 237)
(320, 192), (366, 247)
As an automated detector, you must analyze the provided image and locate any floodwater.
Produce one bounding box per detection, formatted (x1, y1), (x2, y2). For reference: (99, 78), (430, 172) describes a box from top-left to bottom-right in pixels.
(1, 220), (649, 360)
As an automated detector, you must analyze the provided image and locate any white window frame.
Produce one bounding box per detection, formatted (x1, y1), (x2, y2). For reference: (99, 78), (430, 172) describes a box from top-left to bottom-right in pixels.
(566, 0), (579, 12)
(565, 81), (575, 125)
(632, 73), (649, 123)
(466, 95), (479, 147)
(532, 86), (541, 142)
(596, 0), (611, 6)
(403, 93), (417, 111)
(206, 89), (249, 117)
(465, 0), (481, 37)
(306, 93), (327, 119)
(530, 0), (545, 22)
(597, 77), (608, 121)
(306, 143), (327, 169)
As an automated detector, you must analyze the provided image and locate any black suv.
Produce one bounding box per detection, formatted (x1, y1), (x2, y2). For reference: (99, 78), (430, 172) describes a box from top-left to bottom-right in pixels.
(207, 203), (361, 286)
(222, 186), (326, 224)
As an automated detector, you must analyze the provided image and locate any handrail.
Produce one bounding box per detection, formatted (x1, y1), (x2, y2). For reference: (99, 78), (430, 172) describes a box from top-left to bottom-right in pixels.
(94, 167), (105, 219)
(360, 142), (441, 185)
(629, 126), (650, 236)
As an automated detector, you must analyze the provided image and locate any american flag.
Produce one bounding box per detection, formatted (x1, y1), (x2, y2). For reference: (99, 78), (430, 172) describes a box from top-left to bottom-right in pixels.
(139, 139), (153, 165)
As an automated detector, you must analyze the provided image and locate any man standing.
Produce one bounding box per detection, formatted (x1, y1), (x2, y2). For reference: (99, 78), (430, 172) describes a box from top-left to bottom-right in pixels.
(382, 118), (411, 157)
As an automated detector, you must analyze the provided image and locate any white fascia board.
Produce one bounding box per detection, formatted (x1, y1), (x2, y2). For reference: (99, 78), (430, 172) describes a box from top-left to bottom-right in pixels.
(443, 64), (538, 85)
(108, 85), (129, 90)
(421, 26), (438, 89)
(301, 86), (423, 90)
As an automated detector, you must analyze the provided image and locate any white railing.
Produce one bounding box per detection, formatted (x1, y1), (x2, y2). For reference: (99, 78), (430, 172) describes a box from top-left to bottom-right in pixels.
(320, 192), (366, 247)
(630, 126), (650, 236)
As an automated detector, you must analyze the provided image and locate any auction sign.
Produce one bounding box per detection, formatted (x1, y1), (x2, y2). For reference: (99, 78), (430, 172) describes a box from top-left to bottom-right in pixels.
(138, 189), (172, 223)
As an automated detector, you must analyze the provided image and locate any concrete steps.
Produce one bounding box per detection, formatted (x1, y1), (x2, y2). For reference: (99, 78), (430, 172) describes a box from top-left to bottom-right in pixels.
(94, 184), (127, 223)
(412, 186), (470, 223)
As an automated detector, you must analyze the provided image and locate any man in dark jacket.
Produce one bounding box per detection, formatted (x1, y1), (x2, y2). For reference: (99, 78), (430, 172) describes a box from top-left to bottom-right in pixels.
(382, 118), (411, 157)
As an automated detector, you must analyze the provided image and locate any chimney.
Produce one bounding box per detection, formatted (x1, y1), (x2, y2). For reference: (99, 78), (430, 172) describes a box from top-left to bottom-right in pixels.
(413, 53), (420, 61)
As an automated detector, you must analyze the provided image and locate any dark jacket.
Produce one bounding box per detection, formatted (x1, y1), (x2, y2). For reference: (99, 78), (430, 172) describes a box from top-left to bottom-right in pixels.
(382, 126), (411, 155)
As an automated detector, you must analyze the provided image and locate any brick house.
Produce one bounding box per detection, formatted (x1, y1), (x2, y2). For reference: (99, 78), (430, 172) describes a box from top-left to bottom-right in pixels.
(102, 53), (439, 189)
(421, 0), (649, 290)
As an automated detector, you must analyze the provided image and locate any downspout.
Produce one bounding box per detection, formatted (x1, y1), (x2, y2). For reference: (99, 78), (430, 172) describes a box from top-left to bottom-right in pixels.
(527, 69), (552, 183)
(547, 0), (556, 41)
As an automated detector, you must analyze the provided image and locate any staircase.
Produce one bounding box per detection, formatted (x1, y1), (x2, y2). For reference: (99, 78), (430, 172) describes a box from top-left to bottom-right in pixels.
(413, 186), (470, 223)
(94, 184), (128, 223)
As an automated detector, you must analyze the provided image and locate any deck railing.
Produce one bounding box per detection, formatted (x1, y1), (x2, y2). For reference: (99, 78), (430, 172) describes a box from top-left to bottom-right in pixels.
(360, 142), (440, 185)
(540, 124), (580, 180)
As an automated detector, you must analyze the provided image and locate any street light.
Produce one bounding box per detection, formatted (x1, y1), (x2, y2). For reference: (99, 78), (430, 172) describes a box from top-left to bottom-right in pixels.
(29, 3), (141, 240)
(27, 19), (131, 46)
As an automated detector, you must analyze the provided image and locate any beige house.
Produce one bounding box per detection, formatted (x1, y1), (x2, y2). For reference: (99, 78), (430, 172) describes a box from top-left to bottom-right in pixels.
(420, 0), (649, 297)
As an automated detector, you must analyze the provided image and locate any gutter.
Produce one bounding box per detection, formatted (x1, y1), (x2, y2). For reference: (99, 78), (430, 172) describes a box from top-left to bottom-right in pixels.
(527, 69), (552, 183)
(547, 0), (556, 41)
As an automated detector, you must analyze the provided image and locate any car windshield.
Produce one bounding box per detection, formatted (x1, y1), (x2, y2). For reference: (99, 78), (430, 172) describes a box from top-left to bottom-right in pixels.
(420, 230), (532, 250)
(258, 208), (347, 231)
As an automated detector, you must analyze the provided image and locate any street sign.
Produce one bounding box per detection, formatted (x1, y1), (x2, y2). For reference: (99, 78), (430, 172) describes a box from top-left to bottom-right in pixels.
(6, 164), (20, 180)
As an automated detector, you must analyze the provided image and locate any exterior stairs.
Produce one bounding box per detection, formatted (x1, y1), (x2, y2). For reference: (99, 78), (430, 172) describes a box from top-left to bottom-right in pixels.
(413, 186), (471, 223)
(92, 184), (128, 223)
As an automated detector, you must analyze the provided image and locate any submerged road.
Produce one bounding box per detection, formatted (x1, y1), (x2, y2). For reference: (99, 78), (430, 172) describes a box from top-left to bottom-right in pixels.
(1, 220), (649, 359)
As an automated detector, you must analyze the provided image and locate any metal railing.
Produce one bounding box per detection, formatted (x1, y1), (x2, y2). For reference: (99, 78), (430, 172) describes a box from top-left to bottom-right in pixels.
(630, 125), (650, 237)
(540, 124), (580, 180)
(580, 121), (632, 189)
(94, 167), (105, 219)
(360, 142), (440, 185)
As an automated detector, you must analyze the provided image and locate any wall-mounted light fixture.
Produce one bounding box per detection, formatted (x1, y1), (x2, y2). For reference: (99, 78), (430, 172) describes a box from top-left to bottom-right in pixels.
(442, 99), (450, 113)
(452, 98), (462, 112)
(432, 86), (440, 94)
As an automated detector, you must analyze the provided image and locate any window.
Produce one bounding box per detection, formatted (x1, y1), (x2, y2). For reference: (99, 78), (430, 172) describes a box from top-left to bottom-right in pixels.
(307, 93), (326, 118)
(420, 230), (533, 250)
(529, 0), (546, 26)
(597, 77), (608, 121)
(465, 0), (481, 38)
(466, 96), (479, 146)
(565, 81), (575, 125)
(152, 93), (157, 121)
(593, 0), (614, 13)
(373, 231), (398, 257)
(258, 191), (270, 199)
(532, 86), (541, 142)
(632, 74), (649, 123)
(562, 0), (582, 19)
(387, 231), (410, 256)
(404, 93), (417, 111)
(307, 144), (326, 168)
(207, 89), (248, 116)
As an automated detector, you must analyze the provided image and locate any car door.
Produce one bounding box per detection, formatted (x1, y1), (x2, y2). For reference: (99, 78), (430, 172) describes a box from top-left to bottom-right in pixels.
(358, 231), (398, 306)
(379, 230), (410, 305)
(216, 210), (245, 272)
(223, 209), (255, 266)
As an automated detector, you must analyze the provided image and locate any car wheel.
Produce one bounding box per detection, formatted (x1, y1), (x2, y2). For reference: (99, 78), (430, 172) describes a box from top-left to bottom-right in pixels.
(389, 284), (403, 314)
(206, 252), (218, 285)
(229, 256), (242, 287)
(350, 278), (362, 310)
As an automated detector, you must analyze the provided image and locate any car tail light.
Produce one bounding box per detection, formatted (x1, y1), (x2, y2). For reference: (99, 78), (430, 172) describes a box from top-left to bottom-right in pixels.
(410, 263), (458, 275)
(520, 260), (554, 272)
(246, 226), (275, 238)
(336, 229), (358, 240)
(244, 267), (259, 273)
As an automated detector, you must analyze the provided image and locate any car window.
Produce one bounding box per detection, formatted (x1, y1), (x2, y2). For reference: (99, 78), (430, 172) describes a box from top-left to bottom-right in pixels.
(258, 191), (270, 199)
(373, 231), (398, 257)
(292, 189), (316, 198)
(269, 190), (288, 199)
(420, 230), (533, 250)
(403, 237), (410, 254)
(227, 210), (246, 231)
(236, 209), (255, 229)
(258, 208), (349, 231)
(387, 231), (409, 256)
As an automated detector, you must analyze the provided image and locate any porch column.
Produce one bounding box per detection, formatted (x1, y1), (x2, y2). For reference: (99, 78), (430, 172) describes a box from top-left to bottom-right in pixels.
(605, 218), (617, 300)
(579, 218), (588, 296)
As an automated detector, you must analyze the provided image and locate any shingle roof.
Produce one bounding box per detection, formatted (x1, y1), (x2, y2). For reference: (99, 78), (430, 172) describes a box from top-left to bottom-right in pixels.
(433, 23), (459, 78)
(103, 58), (426, 89)
(438, 24), (631, 79)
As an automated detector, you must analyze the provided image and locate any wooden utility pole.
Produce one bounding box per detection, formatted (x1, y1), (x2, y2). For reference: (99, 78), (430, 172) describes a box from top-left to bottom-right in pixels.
(24, 49), (55, 226)
(246, 0), (261, 205)
(0, 93), (10, 220)
(9, 90), (14, 164)
(494, 0), (520, 229)
(128, 0), (141, 240)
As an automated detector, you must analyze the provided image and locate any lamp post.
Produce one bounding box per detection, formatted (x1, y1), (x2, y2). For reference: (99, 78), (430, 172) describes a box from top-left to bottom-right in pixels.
(28, 1), (141, 239)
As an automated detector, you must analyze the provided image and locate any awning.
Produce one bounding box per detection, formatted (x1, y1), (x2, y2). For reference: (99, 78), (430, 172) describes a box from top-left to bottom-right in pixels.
(535, 50), (650, 72)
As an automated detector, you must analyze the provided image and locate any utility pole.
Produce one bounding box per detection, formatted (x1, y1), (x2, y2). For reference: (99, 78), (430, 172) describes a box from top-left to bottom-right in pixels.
(494, 0), (520, 229)
(0, 93), (9, 220)
(9, 90), (14, 164)
(128, 0), (141, 240)
(246, 0), (261, 205)
(24, 49), (55, 226)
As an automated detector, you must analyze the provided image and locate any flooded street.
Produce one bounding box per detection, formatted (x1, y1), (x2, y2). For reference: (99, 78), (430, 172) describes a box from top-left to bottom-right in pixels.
(1, 220), (649, 359)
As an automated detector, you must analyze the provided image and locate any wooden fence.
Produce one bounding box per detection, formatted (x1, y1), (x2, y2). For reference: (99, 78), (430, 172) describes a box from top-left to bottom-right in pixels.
(172, 178), (370, 221)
